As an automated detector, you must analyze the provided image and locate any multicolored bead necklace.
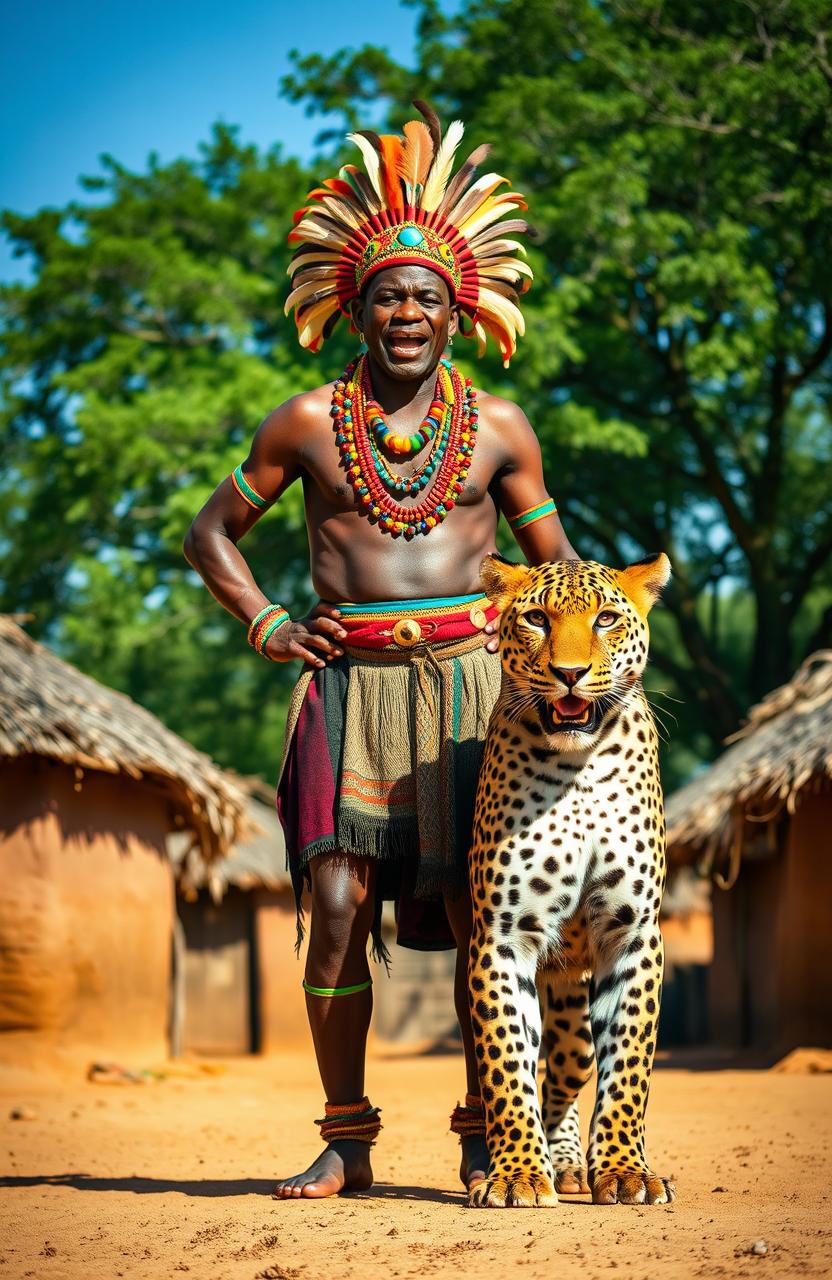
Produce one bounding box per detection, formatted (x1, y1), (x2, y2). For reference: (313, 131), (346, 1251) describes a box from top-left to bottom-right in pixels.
(330, 354), (478, 539)
(362, 358), (446, 456)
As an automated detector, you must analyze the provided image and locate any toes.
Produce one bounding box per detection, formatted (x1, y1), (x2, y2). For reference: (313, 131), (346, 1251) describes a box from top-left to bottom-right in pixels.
(592, 1171), (676, 1206)
(469, 1175), (557, 1209)
(646, 1177), (675, 1205)
(469, 1180), (495, 1208)
(617, 1173), (648, 1204)
(592, 1174), (620, 1205)
(555, 1168), (590, 1195)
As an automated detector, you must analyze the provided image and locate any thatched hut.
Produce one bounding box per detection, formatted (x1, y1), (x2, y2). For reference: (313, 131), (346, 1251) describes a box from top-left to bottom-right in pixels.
(666, 650), (832, 1052)
(0, 616), (247, 1066)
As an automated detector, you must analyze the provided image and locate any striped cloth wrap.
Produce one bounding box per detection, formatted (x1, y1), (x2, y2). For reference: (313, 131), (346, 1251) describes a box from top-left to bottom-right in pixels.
(276, 592), (502, 954)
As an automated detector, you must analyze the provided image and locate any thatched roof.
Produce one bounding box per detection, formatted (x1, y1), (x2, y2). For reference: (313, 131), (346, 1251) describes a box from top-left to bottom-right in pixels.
(170, 789), (288, 902)
(667, 650), (832, 880)
(0, 616), (248, 861)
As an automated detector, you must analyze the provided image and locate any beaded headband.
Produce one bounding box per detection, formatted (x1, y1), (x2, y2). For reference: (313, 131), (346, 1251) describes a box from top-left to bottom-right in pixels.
(286, 101), (532, 367)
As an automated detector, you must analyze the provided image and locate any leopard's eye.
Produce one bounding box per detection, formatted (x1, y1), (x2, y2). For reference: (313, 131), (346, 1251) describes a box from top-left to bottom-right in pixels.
(595, 610), (620, 628)
(523, 609), (548, 630)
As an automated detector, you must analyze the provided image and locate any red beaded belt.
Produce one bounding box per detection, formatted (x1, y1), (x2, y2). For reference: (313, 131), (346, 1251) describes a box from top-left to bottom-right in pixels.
(331, 592), (499, 652)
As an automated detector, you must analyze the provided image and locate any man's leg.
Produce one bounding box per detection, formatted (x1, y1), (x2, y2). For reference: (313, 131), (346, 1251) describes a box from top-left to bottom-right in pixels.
(273, 853), (377, 1199)
(443, 889), (489, 1191)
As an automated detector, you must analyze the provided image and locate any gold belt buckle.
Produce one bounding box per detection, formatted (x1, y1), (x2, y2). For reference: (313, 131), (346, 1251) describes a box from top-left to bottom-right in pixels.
(392, 617), (422, 648)
(469, 604), (488, 630)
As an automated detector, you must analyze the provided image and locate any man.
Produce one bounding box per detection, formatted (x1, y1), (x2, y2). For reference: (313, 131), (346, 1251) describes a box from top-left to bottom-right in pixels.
(184, 104), (577, 1199)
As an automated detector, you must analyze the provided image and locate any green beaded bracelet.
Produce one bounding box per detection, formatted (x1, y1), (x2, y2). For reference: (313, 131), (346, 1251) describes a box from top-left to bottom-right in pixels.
(247, 605), (290, 656)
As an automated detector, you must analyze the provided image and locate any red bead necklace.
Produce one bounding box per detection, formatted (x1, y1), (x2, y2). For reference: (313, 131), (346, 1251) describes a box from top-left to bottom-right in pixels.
(330, 355), (479, 539)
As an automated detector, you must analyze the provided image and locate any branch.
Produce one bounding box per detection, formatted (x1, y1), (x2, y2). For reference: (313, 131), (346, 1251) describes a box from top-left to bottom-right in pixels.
(785, 300), (832, 395)
(788, 515), (832, 608)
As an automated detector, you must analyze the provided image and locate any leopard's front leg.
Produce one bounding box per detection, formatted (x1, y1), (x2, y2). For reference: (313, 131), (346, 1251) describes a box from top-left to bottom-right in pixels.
(467, 929), (557, 1208)
(587, 923), (676, 1205)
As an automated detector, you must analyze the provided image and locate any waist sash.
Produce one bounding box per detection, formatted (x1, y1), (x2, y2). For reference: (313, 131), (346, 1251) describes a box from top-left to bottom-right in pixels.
(331, 591), (499, 653)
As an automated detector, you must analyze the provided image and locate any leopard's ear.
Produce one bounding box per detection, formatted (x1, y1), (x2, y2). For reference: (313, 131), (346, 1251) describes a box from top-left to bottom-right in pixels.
(618, 552), (671, 615)
(480, 553), (531, 609)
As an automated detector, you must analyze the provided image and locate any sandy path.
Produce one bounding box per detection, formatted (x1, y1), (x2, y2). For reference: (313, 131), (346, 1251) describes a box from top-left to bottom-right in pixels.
(1, 1050), (830, 1280)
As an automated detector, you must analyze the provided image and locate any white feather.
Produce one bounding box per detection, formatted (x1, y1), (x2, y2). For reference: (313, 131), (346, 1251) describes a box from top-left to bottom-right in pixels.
(347, 133), (384, 204)
(420, 119), (465, 212)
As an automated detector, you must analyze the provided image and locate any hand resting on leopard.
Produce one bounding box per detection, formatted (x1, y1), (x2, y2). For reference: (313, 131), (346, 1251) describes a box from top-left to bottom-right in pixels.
(467, 552), (676, 1209)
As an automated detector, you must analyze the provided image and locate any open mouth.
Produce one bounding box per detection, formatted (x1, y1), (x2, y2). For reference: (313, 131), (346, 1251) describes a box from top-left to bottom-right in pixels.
(385, 332), (429, 359)
(539, 694), (597, 734)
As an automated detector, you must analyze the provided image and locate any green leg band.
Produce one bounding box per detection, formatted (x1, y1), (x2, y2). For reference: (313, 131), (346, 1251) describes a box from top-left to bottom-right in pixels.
(302, 978), (373, 997)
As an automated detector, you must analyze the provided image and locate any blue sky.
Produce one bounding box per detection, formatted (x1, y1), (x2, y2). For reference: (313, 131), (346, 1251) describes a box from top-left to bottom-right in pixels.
(0, 0), (422, 281)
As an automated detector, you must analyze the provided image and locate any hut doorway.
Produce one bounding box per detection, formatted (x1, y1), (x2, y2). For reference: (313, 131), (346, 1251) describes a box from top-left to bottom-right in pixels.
(177, 889), (259, 1056)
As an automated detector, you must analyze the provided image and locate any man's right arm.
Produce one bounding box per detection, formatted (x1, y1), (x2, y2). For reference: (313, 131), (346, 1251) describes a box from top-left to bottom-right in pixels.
(183, 395), (345, 667)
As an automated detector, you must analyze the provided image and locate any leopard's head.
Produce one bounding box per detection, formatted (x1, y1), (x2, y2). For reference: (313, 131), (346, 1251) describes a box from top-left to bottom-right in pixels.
(481, 553), (671, 750)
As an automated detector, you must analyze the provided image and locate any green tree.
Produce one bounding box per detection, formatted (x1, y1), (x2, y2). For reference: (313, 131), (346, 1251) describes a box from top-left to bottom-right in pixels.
(3, 1), (831, 791)
(0, 128), (333, 774)
(284, 0), (832, 761)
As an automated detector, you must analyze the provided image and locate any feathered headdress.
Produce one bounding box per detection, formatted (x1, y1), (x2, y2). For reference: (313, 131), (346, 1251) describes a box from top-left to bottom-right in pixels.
(285, 101), (532, 366)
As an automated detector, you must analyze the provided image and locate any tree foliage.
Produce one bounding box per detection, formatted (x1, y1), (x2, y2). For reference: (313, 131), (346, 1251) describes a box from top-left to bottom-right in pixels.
(2, 1), (831, 789)
(286, 0), (832, 753)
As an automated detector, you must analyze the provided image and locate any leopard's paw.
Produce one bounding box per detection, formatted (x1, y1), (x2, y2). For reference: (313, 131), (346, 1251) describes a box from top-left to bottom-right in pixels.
(554, 1164), (590, 1195)
(469, 1169), (558, 1209)
(592, 1169), (676, 1206)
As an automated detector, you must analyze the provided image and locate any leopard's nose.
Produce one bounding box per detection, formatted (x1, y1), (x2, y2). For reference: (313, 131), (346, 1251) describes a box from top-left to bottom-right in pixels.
(551, 665), (590, 687)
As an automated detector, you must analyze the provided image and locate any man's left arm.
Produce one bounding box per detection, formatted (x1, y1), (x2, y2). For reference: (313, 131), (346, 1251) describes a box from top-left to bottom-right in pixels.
(493, 402), (579, 564)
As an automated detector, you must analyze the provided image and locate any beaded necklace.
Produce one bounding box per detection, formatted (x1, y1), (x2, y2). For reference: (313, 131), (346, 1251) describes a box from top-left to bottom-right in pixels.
(331, 355), (478, 539)
(363, 357), (445, 457)
(361, 365), (453, 496)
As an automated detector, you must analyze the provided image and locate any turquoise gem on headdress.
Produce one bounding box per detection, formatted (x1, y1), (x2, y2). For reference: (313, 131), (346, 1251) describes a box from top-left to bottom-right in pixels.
(397, 225), (425, 248)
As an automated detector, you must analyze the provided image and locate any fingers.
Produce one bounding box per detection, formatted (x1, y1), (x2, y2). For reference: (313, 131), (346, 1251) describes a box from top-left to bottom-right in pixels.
(310, 602), (343, 621)
(306, 615), (348, 642)
(302, 630), (344, 658)
(485, 636), (500, 653)
(285, 639), (327, 667)
(267, 623), (344, 667)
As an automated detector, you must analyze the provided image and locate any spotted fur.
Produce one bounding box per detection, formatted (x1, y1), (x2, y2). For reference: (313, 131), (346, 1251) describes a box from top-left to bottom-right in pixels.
(467, 554), (676, 1209)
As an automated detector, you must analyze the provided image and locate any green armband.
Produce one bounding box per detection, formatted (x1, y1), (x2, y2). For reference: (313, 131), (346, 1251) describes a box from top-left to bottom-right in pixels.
(231, 464), (268, 510)
(508, 497), (557, 531)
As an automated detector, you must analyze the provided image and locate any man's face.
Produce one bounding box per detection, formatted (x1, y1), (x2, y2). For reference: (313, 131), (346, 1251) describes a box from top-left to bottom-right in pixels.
(352, 264), (459, 381)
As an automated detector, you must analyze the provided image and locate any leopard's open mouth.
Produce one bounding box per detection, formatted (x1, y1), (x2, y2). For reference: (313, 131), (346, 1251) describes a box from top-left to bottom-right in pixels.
(539, 693), (598, 734)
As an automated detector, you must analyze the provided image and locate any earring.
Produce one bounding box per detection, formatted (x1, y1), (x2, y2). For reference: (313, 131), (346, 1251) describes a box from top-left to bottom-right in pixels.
(359, 331), (365, 344)
(448, 337), (454, 346)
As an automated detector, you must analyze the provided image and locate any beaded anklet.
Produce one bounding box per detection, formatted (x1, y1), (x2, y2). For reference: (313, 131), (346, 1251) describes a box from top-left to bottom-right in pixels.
(315, 1096), (382, 1145)
(247, 604), (290, 656)
(508, 497), (557, 531)
(450, 1093), (486, 1137)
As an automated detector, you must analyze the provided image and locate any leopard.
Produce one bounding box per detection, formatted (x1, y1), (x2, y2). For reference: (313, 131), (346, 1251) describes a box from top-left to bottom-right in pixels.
(466, 551), (677, 1209)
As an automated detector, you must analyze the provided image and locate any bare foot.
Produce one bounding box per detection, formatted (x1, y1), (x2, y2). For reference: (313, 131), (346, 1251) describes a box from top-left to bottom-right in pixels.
(459, 1133), (489, 1192)
(272, 1140), (373, 1199)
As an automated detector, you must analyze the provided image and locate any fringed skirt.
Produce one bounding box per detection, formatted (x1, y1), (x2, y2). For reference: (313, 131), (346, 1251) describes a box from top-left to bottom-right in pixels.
(276, 593), (501, 953)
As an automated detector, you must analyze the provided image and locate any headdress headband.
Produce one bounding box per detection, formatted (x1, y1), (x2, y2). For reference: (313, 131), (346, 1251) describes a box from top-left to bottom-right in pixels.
(286, 101), (532, 366)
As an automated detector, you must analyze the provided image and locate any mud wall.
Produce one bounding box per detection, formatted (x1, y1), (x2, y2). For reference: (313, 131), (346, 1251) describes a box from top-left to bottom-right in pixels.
(708, 786), (832, 1052)
(0, 757), (174, 1065)
(253, 887), (310, 1051)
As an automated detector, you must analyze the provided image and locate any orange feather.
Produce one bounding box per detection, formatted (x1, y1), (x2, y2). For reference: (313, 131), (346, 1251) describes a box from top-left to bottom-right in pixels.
(397, 120), (433, 206)
(377, 134), (405, 215)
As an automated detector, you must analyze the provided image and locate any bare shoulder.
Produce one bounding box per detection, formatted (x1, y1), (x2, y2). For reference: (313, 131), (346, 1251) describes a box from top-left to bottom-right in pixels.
(475, 388), (539, 467)
(251, 382), (333, 461)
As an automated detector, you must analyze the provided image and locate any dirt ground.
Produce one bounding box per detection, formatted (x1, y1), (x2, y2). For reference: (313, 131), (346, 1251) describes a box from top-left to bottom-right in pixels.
(2, 1048), (831, 1280)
